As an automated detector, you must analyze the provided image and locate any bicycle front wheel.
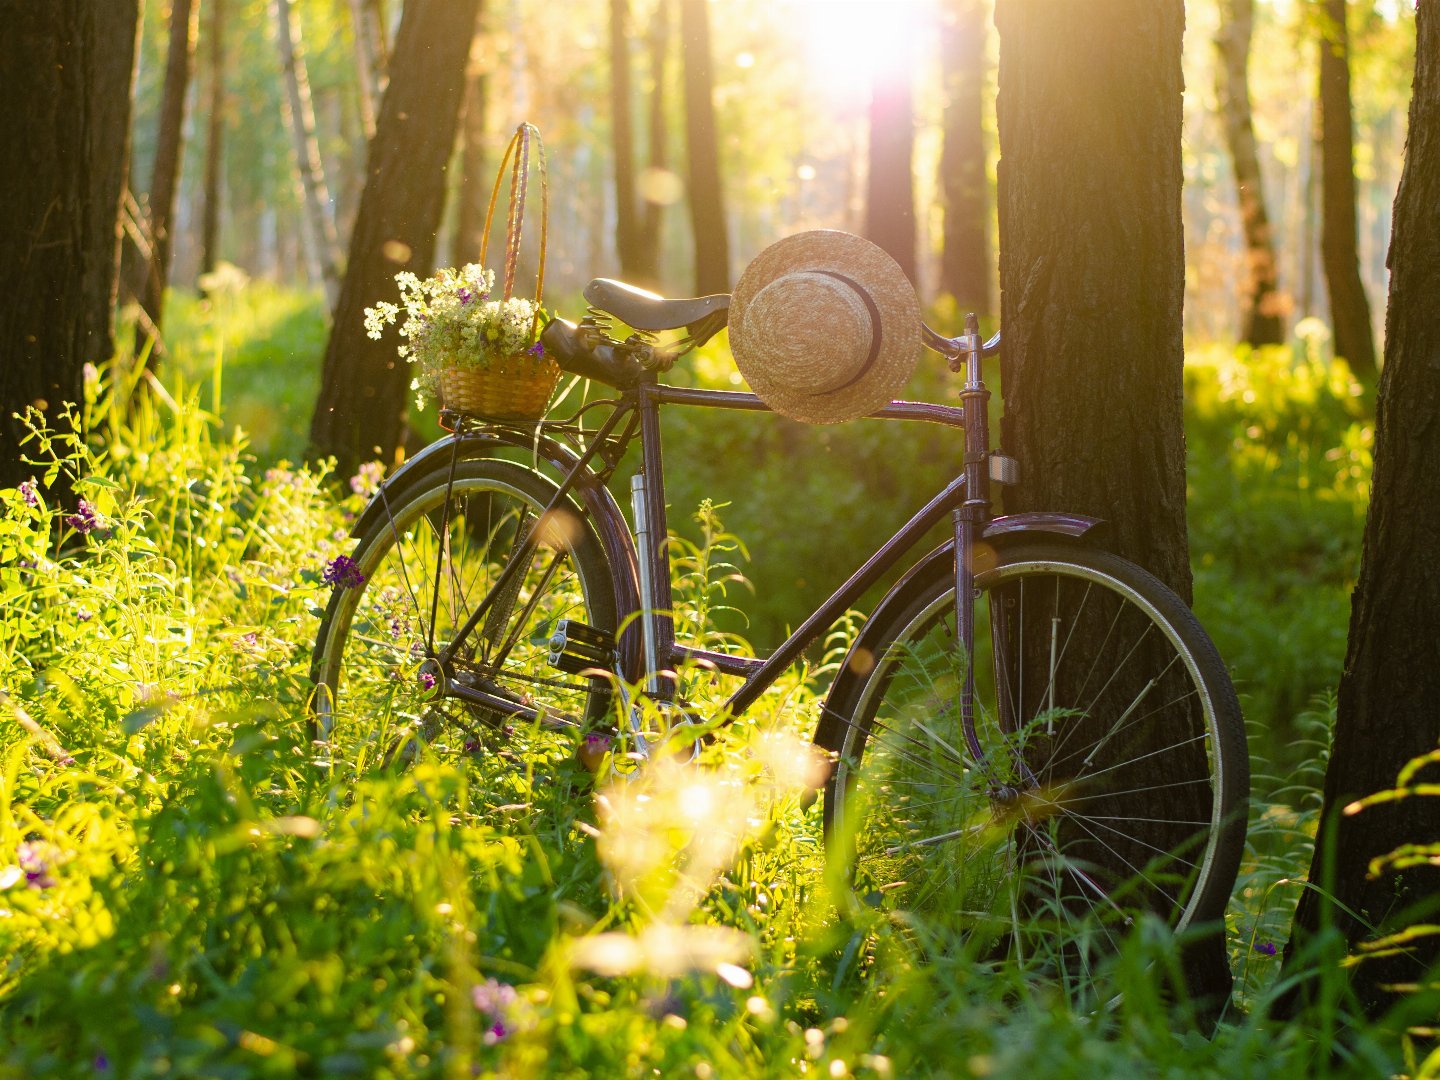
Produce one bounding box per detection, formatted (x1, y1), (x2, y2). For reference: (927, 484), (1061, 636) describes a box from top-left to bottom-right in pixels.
(311, 458), (617, 783)
(824, 541), (1247, 985)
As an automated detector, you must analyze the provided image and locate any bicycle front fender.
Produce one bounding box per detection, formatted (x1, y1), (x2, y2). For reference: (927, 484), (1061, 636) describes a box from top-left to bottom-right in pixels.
(350, 430), (645, 683)
(812, 512), (1105, 757)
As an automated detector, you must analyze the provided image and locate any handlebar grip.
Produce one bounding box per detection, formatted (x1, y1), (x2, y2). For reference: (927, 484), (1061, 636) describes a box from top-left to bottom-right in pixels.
(540, 318), (643, 390)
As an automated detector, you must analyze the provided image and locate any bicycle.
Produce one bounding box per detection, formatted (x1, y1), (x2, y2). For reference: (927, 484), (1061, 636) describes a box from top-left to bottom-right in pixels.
(310, 267), (1249, 988)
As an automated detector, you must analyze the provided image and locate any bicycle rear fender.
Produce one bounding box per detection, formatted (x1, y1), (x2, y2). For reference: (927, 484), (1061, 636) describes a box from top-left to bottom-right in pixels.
(811, 512), (1104, 757)
(350, 430), (645, 682)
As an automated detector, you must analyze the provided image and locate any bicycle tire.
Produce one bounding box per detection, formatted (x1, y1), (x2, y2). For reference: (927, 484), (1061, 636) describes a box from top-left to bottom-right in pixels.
(311, 458), (618, 782)
(824, 541), (1247, 987)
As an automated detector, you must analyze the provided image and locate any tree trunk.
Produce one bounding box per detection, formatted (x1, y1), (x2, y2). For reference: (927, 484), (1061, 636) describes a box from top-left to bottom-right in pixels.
(1286, 0), (1440, 1017)
(939, 0), (989, 314)
(272, 0), (343, 310)
(865, 50), (918, 284)
(679, 0), (729, 295)
(309, 0), (482, 476)
(610, 0), (643, 279)
(201, 0), (227, 285)
(0, 1), (140, 488)
(636, 0), (671, 284)
(1317, 0), (1377, 376)
(995, 0), (1230, 1004)
(451, 37), (489, 269)
(136, 0), (200, 356)
(347, 0), (380, 139)
(1214, 0), (1286, 347)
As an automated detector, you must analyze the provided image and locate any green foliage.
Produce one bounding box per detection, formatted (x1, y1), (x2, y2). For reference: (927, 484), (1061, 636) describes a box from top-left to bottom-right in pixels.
(1184, 341), (1372, 773)
(2, 324), (1432, 1075)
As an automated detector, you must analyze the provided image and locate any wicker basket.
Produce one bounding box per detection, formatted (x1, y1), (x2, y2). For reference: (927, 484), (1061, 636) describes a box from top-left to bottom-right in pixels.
(438, 353), (561, 420)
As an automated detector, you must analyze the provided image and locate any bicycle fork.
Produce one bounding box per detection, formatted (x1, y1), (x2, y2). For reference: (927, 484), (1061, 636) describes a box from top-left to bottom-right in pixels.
(952, 313), (993, 766)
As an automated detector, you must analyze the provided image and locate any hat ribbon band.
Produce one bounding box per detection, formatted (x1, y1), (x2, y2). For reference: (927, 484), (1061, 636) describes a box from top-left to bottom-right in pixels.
(809, 270), (882, 397)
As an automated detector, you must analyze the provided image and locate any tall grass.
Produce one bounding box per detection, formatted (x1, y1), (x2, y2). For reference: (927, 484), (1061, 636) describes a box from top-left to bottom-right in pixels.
(1, 298), (1431, 1076)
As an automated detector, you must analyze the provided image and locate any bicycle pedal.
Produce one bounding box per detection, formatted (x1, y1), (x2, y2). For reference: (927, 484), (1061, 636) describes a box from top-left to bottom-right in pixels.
(548, 619), (617, 675)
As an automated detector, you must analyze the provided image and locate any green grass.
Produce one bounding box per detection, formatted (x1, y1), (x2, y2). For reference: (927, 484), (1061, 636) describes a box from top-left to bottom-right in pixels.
(2, 291), (1434, 1076)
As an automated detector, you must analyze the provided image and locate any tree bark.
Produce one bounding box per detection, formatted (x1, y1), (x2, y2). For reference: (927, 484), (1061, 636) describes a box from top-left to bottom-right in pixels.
(0, 1), (140, 488)
(610, 0), (643, 279)
(201, 0), (227, 285)
(939, 0), (989, 313)
(679, 0), (729, 295)
(1317, 0), (1377, 376)
(272, 0), (343, 310)
(309, 0), (482, 476)
(1214, 0), (1286, 347)
(136, 0), (200, 355)
(995, 0), (1229, 1003)
(1286, 0), (1440, 1017)
(451, 37), (490, 269)
(864, 49), (918, 284)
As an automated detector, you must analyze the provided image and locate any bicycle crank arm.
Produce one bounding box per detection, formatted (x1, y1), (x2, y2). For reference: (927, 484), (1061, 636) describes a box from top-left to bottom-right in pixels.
(446, 680), (581, 732)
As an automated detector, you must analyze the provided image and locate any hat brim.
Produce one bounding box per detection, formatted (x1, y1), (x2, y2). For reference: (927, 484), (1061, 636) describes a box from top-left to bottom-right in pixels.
(729, 231), (921, 424)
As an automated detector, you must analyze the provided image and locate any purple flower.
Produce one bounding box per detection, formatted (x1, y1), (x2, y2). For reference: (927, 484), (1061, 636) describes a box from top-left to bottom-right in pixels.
(1254, 941), (1277, 957)
(322, 555), (365, 589)
(584, 733), (612, 752)
(418, 671), (437, 691)
(472, 978), (517, 1016)
(18, 479), (38, 507)
(93, 1052), (110, 1073)
(65, 499), (99, 535)
(17, 842), (56, 891)
(349, 461), (384, 497)
(484, 1020), (508, 1046)
(527, 341), (545, 358)
(458, 288), (473, 305)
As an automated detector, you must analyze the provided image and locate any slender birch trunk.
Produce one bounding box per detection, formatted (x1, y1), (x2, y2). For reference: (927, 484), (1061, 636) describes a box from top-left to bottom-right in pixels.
(271, 0), (342, 310)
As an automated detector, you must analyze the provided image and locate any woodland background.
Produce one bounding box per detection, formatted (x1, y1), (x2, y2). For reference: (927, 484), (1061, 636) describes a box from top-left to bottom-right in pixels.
(2, 1), (1439, 1076)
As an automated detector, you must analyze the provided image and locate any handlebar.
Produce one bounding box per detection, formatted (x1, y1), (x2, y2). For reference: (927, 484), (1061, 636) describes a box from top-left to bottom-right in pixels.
(543, 314), (1001, 394)
(540, 318), (645, 390)
(921, 322), (1001, 360)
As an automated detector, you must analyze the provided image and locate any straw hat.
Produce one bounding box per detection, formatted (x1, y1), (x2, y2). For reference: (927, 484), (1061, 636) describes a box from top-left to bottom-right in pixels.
(729, 230), (921, 424)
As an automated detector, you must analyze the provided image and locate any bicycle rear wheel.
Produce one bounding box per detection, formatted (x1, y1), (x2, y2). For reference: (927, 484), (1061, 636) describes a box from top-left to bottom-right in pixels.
(824, 541), (1247, 992)
(311, 458), (617, 800)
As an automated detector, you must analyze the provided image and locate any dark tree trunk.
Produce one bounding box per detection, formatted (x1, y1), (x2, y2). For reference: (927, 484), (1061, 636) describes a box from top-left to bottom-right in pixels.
(679, 0), (729, 295)
(201, 0), (227, 285)
(452, 37), (489, 268)
(610, 0), (643, 279)
(309, 0), (482, 477)
(939, 0), (989, 314)
(995, 0), (1230, 1004)
(0, 1), (141, 489)
(636, 0), (671, 284)
(1286, 0), (1440, 1017)
(137, 0), (200, 355)
(1214, 0), (1286, 347)
(865, 55), (918, 284)
(1317, 0), (1377, 376)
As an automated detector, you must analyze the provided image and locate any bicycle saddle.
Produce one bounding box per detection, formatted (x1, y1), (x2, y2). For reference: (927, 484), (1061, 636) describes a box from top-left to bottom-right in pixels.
(583, 278), (730, 332)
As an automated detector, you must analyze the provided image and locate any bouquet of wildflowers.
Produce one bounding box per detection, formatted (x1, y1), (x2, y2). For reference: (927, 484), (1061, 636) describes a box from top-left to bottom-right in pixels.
(364, 264), (549, 411)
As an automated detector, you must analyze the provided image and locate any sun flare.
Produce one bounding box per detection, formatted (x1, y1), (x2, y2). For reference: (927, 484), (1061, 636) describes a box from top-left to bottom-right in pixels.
(792, 0), (936, 104)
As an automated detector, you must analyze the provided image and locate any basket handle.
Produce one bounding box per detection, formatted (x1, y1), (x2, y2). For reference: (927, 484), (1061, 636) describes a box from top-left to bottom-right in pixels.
(479, 123), (549, 309)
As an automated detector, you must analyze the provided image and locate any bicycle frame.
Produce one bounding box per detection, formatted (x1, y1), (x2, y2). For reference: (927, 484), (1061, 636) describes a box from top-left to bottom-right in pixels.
(397, 321), (1101, 751)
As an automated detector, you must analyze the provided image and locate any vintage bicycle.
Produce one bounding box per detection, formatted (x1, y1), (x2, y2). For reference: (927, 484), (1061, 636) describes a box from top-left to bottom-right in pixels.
(310, 232), (1248, 979)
